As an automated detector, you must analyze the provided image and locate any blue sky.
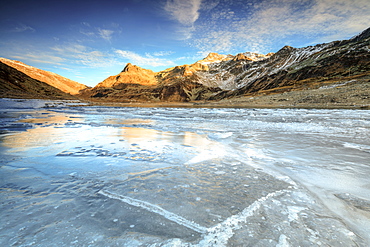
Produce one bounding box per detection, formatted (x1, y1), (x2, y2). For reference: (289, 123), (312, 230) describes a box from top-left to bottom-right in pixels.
(1, 0), (369, 87)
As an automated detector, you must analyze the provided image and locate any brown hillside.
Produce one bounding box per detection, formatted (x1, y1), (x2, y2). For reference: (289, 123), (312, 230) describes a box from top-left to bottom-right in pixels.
(0, 58), (87, 95)
(0, 62), (75, 99)
(96, 63), (158, 88)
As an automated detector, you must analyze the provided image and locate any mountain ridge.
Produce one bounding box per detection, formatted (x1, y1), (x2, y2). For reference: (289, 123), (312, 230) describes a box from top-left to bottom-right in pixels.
(0, 61), (76, 99)
(79, 50), (275, 101)
(80, 27), (370, 103)
(1, 27), (369, 107)
(0, 57), (88, 95)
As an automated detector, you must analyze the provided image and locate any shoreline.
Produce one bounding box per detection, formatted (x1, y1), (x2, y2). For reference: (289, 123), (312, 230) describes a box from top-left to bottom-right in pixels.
(84, 101), (370, 110)
(71, 78), (370, 110)
(2, 78), (369, 110)
(1, 97), (369, 110)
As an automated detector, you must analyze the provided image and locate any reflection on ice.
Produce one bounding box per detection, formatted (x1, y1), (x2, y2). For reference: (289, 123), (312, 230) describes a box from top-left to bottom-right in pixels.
(1, 98), (370, 246)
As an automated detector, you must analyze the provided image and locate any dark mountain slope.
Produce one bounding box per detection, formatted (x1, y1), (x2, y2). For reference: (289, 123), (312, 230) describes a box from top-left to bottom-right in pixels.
(229, 30), (370, 98)
(0, 58), (88, 95)
(0, 62), (76, 99)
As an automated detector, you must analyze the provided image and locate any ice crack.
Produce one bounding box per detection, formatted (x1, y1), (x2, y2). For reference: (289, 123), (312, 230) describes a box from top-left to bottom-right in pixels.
(99, 189), (289, 246)
(198, 189), (288, 246)
(98, 190), (208, 234)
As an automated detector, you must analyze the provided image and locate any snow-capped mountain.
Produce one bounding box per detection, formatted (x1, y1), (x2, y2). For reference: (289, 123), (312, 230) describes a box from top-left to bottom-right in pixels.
(82, 27), (369, 102)
(81, 50), (276, 101)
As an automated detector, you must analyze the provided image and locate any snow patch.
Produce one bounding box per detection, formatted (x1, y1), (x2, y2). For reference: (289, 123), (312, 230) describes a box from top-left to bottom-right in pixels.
(276, 234), (290, 247)
(287, 206), (306, 222)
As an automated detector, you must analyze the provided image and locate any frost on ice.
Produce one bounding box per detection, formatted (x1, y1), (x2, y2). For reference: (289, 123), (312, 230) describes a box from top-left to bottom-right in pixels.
(0, 98), (369, 246)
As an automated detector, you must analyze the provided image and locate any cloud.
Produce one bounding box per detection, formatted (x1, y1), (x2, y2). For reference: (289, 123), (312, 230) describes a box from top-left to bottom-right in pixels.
(76, 50), (107, 67)
(78, 23), (119, 42)
(51, 43), (117, 68)
(115, 50), (175, 67)
(175, 25), (197, 40)
(152, 51), (174, 56)
(98, 28), (115, 41)
(52, 43), (87, 54)
(11, 53), (64, 65)
(2, 40), (115, 70)
(80, 30), (95, 36)
(164, 0), (202, 25)
(164, 0), (203, 39)
(0, 40), (64, 65)
(10, 23), (35, 33)
(191, 0), (370, 53)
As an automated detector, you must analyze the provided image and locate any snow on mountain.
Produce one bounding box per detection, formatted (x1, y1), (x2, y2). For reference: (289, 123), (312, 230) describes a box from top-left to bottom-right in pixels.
(197, 52), (234, 65)
(78, 26), (370, 102)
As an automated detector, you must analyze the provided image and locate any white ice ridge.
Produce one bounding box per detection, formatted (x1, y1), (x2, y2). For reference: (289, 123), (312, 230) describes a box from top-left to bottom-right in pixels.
(98, 190), (208, 234)
(197, 189), (288, 246)
(99, 189), (289, 246)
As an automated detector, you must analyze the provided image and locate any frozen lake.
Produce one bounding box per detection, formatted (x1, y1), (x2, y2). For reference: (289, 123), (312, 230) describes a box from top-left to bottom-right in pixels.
(1, 98), (370, 246)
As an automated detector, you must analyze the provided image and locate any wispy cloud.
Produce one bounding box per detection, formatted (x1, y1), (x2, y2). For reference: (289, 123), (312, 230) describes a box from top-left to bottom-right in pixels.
(10, 23), (35, 33)
(0, 40), (64, 65)
(52, 43), (87, 54)
(164, 0), (202, 25)
(78, 22), (119, 42)
(52, 43), (117, 67)
(192, 0), (370, 54)
(10, 53), (64, 65)
(2, 41), (115, 70)
(152, 51), (174, 57)
(115, 50), (175, 67)
(164, 0), (203, 39)
(98, 28), (115, 42)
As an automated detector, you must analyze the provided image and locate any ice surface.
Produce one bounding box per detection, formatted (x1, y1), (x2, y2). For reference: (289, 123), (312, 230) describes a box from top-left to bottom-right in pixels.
(98, 190), (208, 234)
(1, 98), (370, 246)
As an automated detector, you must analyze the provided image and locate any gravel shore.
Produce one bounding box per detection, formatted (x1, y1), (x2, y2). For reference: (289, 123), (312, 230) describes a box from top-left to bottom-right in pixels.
(88, 78), (370, 109)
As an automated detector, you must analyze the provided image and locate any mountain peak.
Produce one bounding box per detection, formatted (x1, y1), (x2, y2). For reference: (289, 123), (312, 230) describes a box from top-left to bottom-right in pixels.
(350, 26), (370, 42)
(232, 52), (273, 62)
(204, 52), (222, 59)
(281, 45), (295, 50)
(121, 63), (155, 74)
(198, 52), (233, 65)
(274, 45), (296, 56)
(122, 63), (140, 72)
(233, 53), (253, 61)
(122, 62), (132, 71)
(97, 63), (157, 88)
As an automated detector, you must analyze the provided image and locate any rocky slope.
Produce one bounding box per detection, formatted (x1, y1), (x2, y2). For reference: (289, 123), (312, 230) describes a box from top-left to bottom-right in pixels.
(223, 30), (370, 98)
(215, 78), (370, 109)
(79, 52), (274, 102)
(0, 62), (76, 99)
(80, 27), (370, 104)
(0, 58), (88, 95)
(96, 63), (157, 88)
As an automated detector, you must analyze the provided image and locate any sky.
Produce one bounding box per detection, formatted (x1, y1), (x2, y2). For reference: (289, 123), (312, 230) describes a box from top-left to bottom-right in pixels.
(1, 0), (369, 87)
